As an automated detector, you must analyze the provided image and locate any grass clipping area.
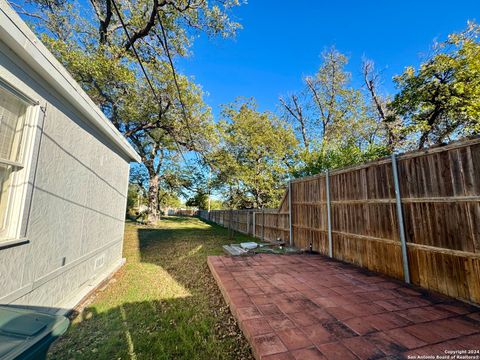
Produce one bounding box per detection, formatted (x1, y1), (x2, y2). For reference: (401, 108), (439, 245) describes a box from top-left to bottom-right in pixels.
(48, 217), (253, 360)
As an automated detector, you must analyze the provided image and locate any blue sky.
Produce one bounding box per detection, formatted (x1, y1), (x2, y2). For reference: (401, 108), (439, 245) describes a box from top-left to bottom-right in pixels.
(177, 0), (479, 119)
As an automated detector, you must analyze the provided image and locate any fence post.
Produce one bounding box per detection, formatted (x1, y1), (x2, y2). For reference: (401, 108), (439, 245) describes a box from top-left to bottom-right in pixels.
(391, 153), (411, 284)
(246, 211), (250, 235)
(288, 181), (293, 247)
(262, 208), (265, 242)
(235, 210), (237, 232)
(229, 208), (233, 239)
(326, 170), (333, 258)
(253, 212), (256, 238)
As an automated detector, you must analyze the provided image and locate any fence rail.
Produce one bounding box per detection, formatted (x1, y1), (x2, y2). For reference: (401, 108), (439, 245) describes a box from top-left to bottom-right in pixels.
(198, 137), (480, 305)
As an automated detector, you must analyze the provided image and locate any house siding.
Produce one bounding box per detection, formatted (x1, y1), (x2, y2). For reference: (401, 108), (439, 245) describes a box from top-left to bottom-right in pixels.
(0, 30), (133, 312)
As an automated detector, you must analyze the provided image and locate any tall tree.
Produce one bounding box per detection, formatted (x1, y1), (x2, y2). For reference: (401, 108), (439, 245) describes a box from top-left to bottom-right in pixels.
(17, 0), (242, 222)
(279, 94), (309, 149)
(213, 99), (298, 209)
(390, 22), (480, 149)
(185, 190), (209, 209)
(121, 71), (215, 222)
(281, 48), (387, 175)
(304, 49), (360, 150)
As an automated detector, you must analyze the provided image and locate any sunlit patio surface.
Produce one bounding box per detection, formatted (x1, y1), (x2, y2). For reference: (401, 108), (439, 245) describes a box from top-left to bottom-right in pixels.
(208, 254), (480, 360)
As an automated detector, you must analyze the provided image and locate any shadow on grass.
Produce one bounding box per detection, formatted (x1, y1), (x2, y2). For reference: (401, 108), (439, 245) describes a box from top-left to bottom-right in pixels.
(49, 297), (248, 360)
(48, 216), (254, 360)
(159, 216), (194, 223)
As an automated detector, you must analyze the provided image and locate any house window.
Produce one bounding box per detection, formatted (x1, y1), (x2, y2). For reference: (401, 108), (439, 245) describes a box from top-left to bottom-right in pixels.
(0, 85), (29, 237)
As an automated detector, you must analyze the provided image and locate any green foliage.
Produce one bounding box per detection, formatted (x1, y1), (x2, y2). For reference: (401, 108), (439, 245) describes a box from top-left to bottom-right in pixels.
(390, 22), (480, 149)
(281, 48), (388, 177)
(305, 49), (367, 147)
(21, 0), (242, 222)
(185, 191), (209, 209)
(20, 2), (480, 211)
(159, 190), (182, 208)
(209, 199), (225, 210)
(296, 141), (389, 176)
(282, 21), (480, 178)
(126, 184), (144, 210)
(212, 99), (298, 208)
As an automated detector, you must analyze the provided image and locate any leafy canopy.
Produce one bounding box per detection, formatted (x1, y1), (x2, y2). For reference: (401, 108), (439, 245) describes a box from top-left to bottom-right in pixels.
(281, 48), (389, 176)
(212, 99), (298, 208)
(390, 22), (480, 149)
(17, 0), (243, 220)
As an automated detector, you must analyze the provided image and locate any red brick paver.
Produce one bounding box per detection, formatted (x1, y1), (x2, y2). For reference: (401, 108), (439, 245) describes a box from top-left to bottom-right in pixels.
(208, 254), (480, 359)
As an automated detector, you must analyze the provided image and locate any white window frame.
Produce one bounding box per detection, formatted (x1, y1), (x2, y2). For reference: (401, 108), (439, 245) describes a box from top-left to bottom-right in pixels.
(0, 78), (40, 243)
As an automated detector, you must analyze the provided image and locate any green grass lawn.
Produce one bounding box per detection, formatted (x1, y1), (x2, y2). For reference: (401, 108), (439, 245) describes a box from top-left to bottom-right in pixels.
(48, 216), (254, 360)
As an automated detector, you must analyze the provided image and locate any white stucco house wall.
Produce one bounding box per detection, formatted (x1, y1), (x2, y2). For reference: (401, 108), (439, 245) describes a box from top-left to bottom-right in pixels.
(0, 0), (141, 313)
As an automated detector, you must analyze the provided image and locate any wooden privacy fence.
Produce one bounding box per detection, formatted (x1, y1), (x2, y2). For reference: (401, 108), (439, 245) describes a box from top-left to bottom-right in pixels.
(198, 137), (480, 305)
(167, 209), (198, 216)
(197, 208), (289, 241)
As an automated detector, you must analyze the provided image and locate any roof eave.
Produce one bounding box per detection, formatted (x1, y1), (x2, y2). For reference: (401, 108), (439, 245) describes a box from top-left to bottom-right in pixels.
(0, 0), (141, 163)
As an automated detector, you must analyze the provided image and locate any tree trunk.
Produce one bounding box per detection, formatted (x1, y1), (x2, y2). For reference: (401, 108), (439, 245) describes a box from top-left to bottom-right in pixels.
(147, 173), (160, 224)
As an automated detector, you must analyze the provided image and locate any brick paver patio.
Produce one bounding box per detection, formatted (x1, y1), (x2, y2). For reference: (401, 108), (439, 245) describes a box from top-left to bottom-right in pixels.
(207, 254), (480, 360)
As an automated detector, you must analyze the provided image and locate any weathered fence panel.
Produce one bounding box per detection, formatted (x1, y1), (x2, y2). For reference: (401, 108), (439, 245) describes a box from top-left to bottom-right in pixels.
(197, 137), (480, 304)
(199, 209), (256, 236)
(168, 209), (198, 216)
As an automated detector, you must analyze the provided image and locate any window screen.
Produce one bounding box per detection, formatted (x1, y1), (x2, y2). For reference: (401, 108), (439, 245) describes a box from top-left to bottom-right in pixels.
(0, 87), (27, 163)
(0, 86), (28, 235)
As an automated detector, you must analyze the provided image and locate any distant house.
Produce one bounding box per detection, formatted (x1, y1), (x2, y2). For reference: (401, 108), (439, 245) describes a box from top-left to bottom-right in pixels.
(0, 0), (140, 312)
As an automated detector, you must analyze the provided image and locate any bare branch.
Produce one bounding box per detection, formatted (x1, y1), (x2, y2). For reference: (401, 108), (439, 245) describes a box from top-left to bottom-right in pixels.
(124, 0), (166, 51)
(305, 77), (328, 135)
(8, 2), (48, 21)
(280, 95), (309, 148)
(362, 59), (397, 151)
